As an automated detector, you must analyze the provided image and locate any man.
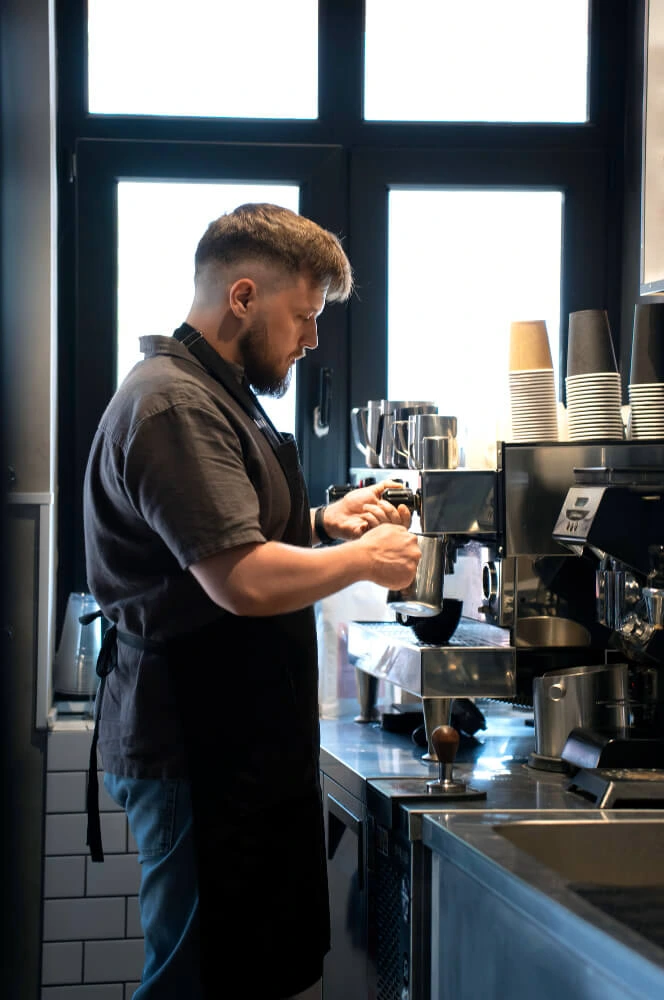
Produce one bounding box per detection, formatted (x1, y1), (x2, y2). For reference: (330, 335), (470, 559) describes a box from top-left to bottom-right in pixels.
(83, 203), (420, 1000)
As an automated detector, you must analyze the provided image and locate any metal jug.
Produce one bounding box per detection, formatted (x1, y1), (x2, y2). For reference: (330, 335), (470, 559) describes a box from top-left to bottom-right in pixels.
(386, 533), (445, 617)
(533, 663), (629, 759)
(53, 592), (102, 697)
(378, 401), (438, 468)
(350, 399), (383, 468)
(394, 413), (459, 470)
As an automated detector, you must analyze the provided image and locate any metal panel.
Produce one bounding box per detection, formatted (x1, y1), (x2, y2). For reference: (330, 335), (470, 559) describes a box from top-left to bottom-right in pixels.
(501, 441), (664, 556)
(419, 470), (497, 536)
(423, 809), (664, 999)
(7, 492), (55, 729)
(347, 620), (515, 699)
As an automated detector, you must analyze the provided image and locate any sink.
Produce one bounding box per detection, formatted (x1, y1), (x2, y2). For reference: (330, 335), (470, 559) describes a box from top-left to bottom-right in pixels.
(493, 818), (664, 886)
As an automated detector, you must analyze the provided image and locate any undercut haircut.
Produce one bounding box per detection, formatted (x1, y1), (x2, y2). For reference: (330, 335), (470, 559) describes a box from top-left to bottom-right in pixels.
(194, 203), (353, 303)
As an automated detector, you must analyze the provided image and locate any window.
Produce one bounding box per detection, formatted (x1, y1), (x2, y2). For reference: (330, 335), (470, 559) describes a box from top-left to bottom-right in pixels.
(87, 0), (318, 119)
(347, 143), (610, 472)
(57, 0), (624, 611)
(387, 188), (563, 450)
(364, 0), (590, 122)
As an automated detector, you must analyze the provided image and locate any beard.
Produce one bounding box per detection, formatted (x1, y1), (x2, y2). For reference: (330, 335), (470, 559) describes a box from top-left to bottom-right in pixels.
(239, 321), (292, 398)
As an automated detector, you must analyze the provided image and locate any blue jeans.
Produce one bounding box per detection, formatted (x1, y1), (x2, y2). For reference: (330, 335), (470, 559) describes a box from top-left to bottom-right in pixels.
(104, 774), (202, 1000)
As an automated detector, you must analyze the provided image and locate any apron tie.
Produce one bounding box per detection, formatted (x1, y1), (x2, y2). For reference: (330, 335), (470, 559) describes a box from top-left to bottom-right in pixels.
(86, 619), (117, 863)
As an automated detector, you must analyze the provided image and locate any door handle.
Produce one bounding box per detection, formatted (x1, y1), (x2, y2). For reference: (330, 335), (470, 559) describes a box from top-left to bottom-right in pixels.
(313, 367), (333, 438)
(326, 793), (364, 891)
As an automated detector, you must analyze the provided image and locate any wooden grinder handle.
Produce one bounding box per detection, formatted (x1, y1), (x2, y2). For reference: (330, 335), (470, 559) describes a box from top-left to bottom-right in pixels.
(431, 725), (459, 764)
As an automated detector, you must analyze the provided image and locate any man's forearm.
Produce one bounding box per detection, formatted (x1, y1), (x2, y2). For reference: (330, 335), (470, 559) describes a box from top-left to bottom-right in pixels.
(190, 539), (368, 616)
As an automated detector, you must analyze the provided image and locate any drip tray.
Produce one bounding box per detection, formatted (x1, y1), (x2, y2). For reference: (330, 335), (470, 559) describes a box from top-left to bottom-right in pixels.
(347, 619), (515, 700)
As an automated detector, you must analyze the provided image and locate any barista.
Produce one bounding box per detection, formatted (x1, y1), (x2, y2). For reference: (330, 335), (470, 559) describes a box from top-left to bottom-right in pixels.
(82, 203), (419, 1000)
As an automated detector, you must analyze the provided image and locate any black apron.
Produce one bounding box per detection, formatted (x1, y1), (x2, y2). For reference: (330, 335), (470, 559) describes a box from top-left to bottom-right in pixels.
(87, 325), (328, 999)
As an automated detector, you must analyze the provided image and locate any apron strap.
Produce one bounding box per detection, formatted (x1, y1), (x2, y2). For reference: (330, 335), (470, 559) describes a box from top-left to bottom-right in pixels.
(85, 680), (106, 863)
(86, 623), (118, 863)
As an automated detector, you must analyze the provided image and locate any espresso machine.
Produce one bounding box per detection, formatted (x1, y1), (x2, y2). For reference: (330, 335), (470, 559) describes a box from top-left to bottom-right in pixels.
(550, 447), (664, 796)
(346, 462), (514, 776)
(347, 442), (657, 766)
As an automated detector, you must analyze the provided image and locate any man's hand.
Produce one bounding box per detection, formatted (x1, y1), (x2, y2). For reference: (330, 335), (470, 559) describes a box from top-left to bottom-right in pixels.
(320, 481), (412, 542)
(354, 522), (422, 589)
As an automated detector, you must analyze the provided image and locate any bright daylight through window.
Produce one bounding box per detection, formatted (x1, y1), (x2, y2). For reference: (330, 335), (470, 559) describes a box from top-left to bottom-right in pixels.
(365, 0), (589, 122)
(87, 0), (318, 119)
(387, 188), (563, 466)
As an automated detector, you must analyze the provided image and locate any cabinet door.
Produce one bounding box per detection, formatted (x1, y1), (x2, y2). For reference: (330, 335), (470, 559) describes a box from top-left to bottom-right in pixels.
(322, 774), (368, 1000)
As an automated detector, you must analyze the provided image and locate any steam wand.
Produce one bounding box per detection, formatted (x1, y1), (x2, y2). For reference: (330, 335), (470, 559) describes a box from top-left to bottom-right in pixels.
(613, 544), (664, 658)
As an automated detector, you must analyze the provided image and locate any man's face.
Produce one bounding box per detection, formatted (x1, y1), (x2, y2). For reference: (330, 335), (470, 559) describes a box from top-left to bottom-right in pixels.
(239, 274), (326, 397)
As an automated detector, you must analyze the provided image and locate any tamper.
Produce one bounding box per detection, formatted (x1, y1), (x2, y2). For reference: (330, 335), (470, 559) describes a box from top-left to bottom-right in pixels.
(426, 725), (487, 799)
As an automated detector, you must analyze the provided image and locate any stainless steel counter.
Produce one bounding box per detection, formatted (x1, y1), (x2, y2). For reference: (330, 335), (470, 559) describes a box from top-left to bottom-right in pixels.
(319, 698), (534, 799)
(422, 808), (664, 998)
(324, 699), (595, 840)
(320, 701), (664, 999)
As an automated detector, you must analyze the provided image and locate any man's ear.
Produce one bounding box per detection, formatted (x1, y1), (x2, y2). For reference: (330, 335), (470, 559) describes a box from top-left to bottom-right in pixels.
(228, 277), (257, 318)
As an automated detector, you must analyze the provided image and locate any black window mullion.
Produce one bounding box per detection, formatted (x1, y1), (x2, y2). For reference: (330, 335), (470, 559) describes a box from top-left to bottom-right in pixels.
(318, 0), (365, 128)
(297, 146), (352, 503)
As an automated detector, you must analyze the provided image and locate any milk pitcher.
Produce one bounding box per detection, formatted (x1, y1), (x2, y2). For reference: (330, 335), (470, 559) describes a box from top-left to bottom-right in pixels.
(386, 533), (445, 617)
(350, 400), (383, 467)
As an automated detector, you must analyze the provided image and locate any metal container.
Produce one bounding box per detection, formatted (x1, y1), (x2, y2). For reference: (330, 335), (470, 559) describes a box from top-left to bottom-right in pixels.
(533, 663), (629, 759)
(378, 401), (437, 468)
(350, 399), (383, 467)
(516, 616), (591, 648)
(399, 413), (459, 470)
(386, 533), (445, 617)
(53, 592), (102, 697)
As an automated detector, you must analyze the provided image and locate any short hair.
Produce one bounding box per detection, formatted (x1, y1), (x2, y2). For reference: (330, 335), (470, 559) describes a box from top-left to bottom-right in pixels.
(194, 203), (353, 303)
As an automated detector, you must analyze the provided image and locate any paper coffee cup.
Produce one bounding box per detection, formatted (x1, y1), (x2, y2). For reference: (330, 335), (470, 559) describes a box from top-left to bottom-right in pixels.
(509, 320), (553, 372)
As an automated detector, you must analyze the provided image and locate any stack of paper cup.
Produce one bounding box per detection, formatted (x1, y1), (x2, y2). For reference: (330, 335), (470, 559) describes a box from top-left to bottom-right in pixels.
(628, 303), (664, 439)
(509, 320), (558, 441)
(565, 309), (623, 440)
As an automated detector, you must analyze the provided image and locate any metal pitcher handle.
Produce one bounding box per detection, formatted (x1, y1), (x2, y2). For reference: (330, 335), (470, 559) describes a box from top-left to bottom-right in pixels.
(392, 419), (410, 462)
(350, 406), (369, 459)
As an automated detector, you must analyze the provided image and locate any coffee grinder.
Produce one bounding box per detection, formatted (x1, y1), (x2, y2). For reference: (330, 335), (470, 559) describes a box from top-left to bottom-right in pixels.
(552, 459), (664, 780)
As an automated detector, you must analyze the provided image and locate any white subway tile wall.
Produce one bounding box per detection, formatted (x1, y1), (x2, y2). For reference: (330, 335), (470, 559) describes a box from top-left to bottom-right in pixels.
(43, 729), (144, 999)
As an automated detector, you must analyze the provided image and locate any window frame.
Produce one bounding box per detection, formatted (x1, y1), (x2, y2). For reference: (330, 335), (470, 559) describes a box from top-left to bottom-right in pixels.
(348, 145), (612, 420)
(55, 0), (629, 618)
(59, 139), (349, 597)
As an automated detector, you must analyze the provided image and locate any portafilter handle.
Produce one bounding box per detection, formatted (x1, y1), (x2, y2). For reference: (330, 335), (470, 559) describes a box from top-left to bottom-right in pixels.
(326, 484), (355, 502)
(325, 483), (422, 516)
(382, 487), (421, 516)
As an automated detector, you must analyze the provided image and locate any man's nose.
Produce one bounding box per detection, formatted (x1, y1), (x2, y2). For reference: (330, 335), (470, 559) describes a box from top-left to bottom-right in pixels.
(303, 319), (318, 349)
